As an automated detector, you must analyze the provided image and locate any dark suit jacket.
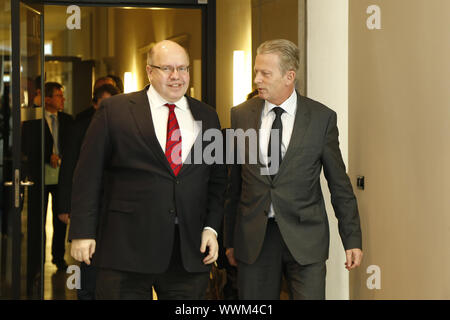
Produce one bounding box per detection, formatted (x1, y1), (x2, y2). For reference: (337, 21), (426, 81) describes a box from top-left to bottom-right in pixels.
(75, 105), (96, 122)
(57, 106), (96, 214)
(68, 87), (227, 274)
(224, 92), (362, 265)
(22, 111), (74, 183)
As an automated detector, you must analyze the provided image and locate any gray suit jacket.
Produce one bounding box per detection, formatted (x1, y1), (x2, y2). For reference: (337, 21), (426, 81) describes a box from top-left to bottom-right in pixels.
(224, 91), (362, 265)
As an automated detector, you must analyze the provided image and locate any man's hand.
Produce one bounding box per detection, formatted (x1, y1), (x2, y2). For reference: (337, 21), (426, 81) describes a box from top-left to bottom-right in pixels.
(50, 154), (61, 168)
(71, 239), (96, 265)
(200, 229), (218, 265)
(345, 248), (363, 270)
(58, 213), (69, 224)
(225, 248), (237, 267)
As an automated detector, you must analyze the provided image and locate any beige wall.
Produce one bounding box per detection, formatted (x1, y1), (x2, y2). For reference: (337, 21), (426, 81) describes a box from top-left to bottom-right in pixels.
(251, 0), (305, 94)
(113, 8), (202, 91)
(216, 0), (305, 128)
(307, 0), (349, 300)
(251, 0), (298, 45)
(216, 0), (252, 128)
(349, 0), (450, 299)
(46, 6), (94, 60)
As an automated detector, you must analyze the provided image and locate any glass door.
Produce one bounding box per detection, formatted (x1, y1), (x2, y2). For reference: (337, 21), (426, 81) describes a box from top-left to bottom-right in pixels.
(0, 0), (44, 299)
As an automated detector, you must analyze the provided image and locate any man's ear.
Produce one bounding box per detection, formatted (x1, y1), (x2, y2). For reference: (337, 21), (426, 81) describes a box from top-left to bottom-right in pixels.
(286, 70), (296, 83)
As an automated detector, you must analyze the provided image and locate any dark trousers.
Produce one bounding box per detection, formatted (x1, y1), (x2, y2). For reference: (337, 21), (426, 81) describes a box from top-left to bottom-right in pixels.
(237, 219), (326, 300)
(44, 184), (67, 264)
(77, 262), (97, 300)
(95, 226), (210, 300)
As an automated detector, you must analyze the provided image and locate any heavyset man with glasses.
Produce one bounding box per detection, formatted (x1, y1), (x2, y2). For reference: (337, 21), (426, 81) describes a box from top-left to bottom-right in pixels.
(68, 40), (226, 299)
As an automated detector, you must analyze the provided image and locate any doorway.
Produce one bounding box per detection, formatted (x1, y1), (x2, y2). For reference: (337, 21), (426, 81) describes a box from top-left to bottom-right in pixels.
(0, 0), (215, 300)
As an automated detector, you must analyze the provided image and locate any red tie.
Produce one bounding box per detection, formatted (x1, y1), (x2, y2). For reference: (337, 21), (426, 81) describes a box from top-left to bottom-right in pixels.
(165, 103), (182, 176)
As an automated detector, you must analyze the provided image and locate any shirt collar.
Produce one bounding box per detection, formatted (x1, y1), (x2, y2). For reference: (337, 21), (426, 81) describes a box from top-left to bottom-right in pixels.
(263, 89), (297, 117)
(44, 109), (58, 118)
(147, 85), (188, 111)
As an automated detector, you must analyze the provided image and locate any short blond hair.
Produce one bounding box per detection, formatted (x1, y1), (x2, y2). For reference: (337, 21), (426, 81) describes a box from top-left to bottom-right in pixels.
(257, 39), (299, 75)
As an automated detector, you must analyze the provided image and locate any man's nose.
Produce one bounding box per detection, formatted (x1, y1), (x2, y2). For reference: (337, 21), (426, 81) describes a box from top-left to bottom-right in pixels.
(169, 69), (180, 79)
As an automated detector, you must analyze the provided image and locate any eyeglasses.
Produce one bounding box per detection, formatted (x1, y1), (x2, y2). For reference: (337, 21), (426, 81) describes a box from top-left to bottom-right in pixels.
(150, 65), (190, 75)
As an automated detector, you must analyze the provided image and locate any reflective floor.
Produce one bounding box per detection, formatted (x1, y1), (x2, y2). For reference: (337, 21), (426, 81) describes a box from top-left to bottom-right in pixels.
(44, 195), (77, 300)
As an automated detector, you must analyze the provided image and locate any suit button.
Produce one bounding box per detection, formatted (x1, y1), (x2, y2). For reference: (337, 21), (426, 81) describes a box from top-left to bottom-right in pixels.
(169, 209), (176, 214)
(175, 180), (180, 185)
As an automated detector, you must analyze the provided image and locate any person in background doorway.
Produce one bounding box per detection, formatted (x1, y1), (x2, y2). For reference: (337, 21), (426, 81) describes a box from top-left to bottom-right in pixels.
(22, 82), (74, 286)
(74, 76), (117, 123)
(107, 74), (124, 93)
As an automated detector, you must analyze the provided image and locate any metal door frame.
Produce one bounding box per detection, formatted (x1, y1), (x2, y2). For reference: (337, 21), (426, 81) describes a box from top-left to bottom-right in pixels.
(8, 0), (215, 300)
(10, 0), (45, 299)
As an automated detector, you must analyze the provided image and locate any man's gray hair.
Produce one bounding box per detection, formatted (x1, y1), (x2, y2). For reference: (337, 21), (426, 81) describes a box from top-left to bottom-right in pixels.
(257, 39), (299, 75)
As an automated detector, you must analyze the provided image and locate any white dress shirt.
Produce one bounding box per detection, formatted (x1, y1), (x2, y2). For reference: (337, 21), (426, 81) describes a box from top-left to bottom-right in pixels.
(259, 89), (297, 218)
(146, 86), (216, 235)
(147, 85), (200, 163)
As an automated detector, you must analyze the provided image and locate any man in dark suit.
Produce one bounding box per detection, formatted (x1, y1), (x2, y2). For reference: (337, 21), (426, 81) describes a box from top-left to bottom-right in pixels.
(22, 82), (74, 284)
(68, 40), (226, 299)
(71, 76), (118, 127)
(224, 39), (363, 300)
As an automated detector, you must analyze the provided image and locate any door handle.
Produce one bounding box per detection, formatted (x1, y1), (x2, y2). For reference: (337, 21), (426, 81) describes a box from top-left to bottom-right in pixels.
(3, 171), (34, 208)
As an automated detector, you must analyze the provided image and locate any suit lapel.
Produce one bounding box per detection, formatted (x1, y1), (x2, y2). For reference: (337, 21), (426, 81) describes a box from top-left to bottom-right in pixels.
(250, 98), (264, 132)
(273, 92), (311, 182)
(57, 112), (67, 145)
(248, 98), (270, 183)
(128, 86), (174, 174)
(44, 118), (52, 141)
